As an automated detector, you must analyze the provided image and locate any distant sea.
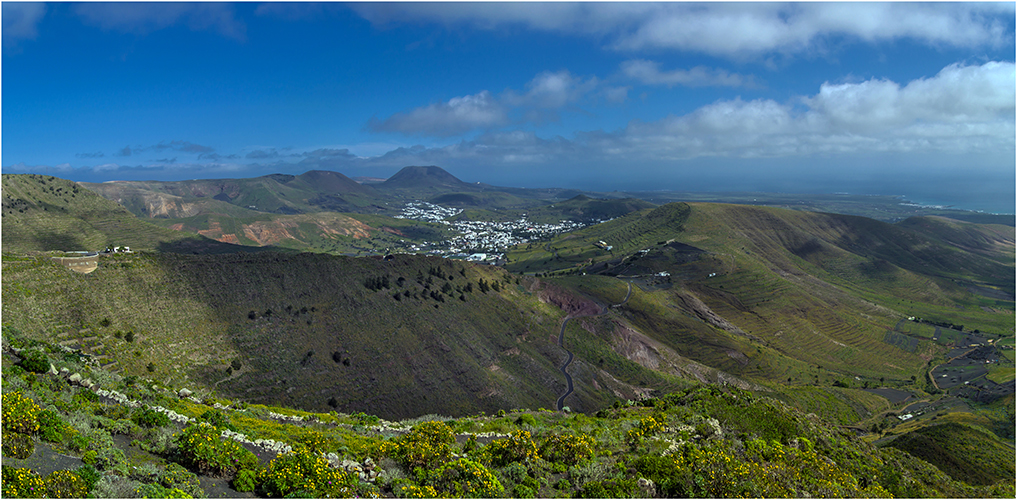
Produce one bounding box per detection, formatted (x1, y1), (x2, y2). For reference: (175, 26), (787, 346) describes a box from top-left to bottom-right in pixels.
(898, 193), (1015, 215)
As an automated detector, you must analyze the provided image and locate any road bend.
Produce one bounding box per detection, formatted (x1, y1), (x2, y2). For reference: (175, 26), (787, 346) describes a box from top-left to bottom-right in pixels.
(555, 281), (632, 411)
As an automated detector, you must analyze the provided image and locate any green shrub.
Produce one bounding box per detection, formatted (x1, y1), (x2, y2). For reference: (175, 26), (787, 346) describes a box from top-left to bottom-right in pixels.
(232, 468), (259, 492)
(43, 470), (89, 498)
(1, 466), (44, 498)
(574, 478), (637, 498)
(74, 465), (101, 494)
(73, 389), (99, 406)
(136, 483), (192, 498)
(68, 433), (89, 452)
(175, 423), (258, 478)
(160, 462), (203, 498)
(513, 483), (536, 498)
(37, 409), (69, 443)
(1, 430), (35, 459)
(81, 450), (98, 466)
(133, 407), (171, 428)
(20, 350), (49, 373)
(515, 413), (537, 427)
(95, 446), (128, 473)
(501, 461), (528, 483)
(198, 409), (236, 431)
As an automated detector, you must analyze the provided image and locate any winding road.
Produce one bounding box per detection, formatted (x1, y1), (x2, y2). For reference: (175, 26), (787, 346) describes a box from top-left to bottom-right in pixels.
(555, 281), (632, 411)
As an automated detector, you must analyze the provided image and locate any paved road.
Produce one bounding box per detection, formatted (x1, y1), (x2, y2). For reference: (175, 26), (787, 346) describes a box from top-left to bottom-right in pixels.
(555, 281), (632, 411)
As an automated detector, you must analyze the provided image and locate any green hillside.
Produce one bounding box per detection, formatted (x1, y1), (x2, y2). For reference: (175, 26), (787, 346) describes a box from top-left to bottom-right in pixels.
(507, 201), (1014, 393)
(882, 421), (1015, 486)
(1, 174), (240, 254)
(2, 251), (690, 419)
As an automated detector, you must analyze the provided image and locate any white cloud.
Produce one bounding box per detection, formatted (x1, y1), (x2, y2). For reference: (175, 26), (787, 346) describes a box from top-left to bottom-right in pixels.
(368, 91), (507, 137)
(503, 70), (598, 108)
(2, 3), (46, 50)
(351, 3), (1012, 59)
(74, 3), (246, 40)
(609, 61), (1015, 159)
(621, 60), (755, 88)
(370, 70), (603, 136)
(365, 60), (1015, 165)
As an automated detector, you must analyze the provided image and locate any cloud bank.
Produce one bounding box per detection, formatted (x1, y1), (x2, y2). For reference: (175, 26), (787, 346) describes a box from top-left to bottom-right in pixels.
(351, 3), (1013, 58)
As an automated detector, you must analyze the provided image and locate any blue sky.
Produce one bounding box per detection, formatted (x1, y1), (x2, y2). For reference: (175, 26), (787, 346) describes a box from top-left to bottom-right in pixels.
(3, 2), (1015, 211)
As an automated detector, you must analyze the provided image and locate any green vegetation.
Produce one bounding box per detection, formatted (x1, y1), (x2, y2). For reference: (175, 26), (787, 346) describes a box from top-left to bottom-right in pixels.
(2, 174), (241, 254)
(2, 350), (1012, 498)
(881, 422), (1016, 486)
(3, 172), (1014, 497)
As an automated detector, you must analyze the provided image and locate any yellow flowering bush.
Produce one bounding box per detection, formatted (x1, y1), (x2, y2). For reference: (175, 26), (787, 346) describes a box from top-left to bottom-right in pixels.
(429, 458), (504, 498)
(1, 466), (45, 498)
(625, 414), (664, 445)
(635, 439), (891, 498)
(2, 391), (41, 434)
(174, 423), (258, 478)
(298, 429), (335, 453)
(259, 447), (358, 498)
(385, 420), (455, 470)
(136, 483), (193, 498)
(43, 470), (89, 498)
(396, 484), (439, 498)
(2, 430), (36, 459)
(483, 429), (539, 467)
(539, 432), (596, 466)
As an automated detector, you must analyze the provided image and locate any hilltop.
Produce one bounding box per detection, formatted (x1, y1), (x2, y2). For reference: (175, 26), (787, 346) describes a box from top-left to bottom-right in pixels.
(378, 165), (480, 192)
(1, 174), (243, 254)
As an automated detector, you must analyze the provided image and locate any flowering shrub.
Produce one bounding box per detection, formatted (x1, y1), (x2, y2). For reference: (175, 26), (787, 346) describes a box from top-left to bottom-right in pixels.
(625, 414), (664, 445)
(160, 462), (203, 497)
(199, 409), (236, 431)
(428, 458), (504, 498)
(395, 484), (438, 498)
(298, 429), (334, 453)
(635, 438), (891, 498)
(2, 430), (35, 459)
(539, 432), (596, 466)
(136, 483), (192, 498)
(175, 423), (258, 478)
(483, 429), (540, 467)
(2, 391), (40, 434)
(43, 470), (89, 498)
(259, 447), (357, 498)
(1, 466), (45, 498)
(384, 420), (455, 470)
